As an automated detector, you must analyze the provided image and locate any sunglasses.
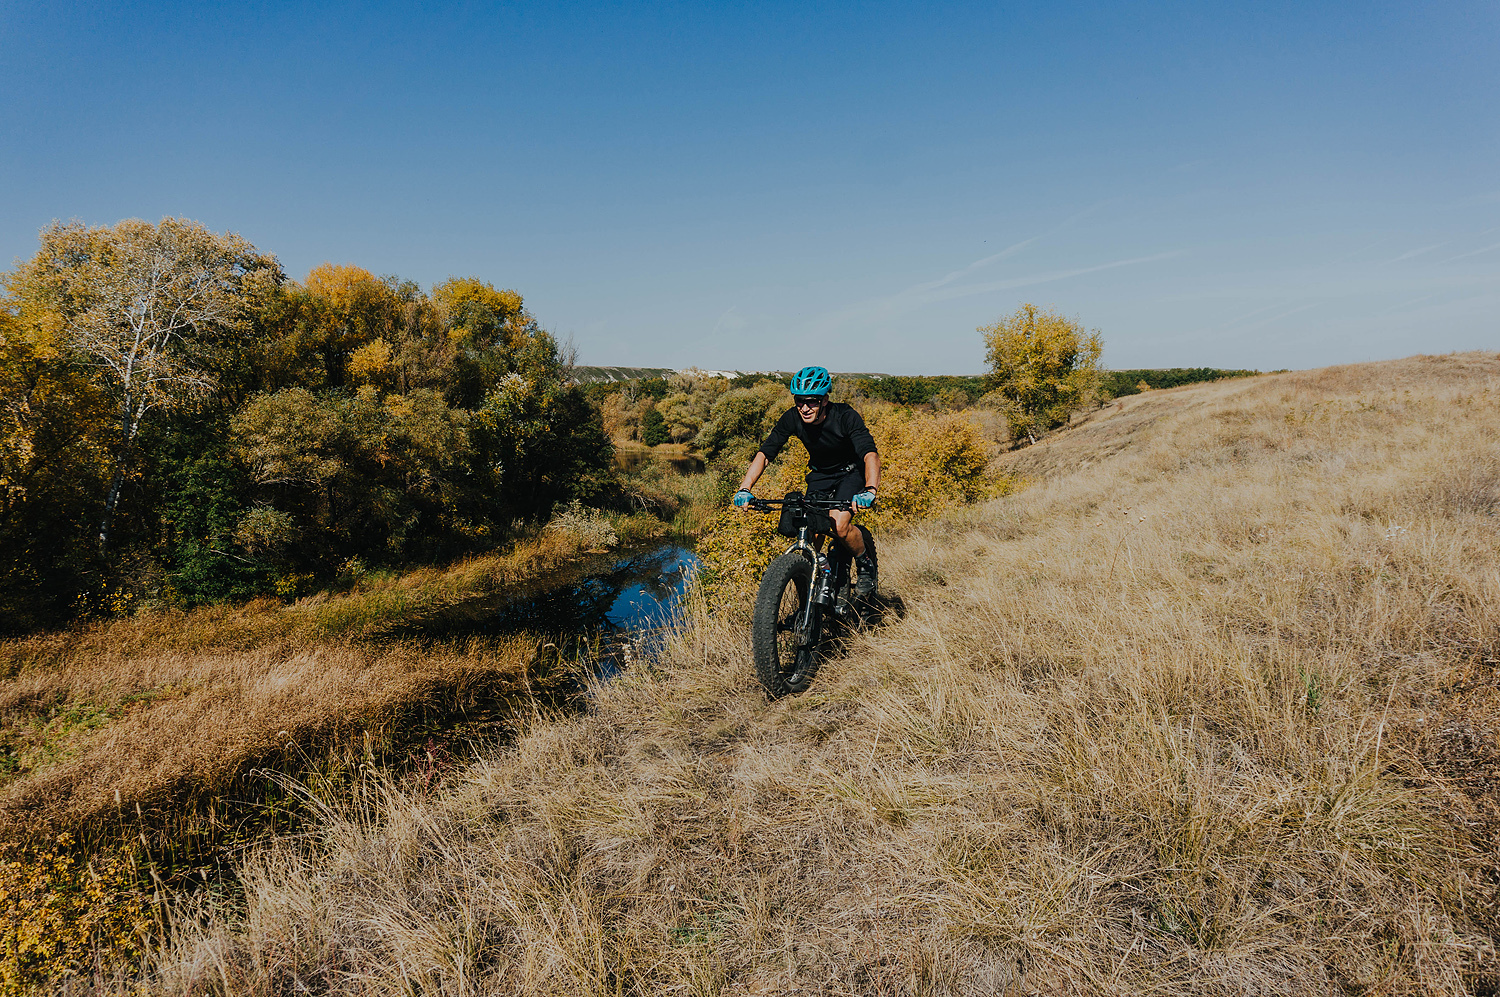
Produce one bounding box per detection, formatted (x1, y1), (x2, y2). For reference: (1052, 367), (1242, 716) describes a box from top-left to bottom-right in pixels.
(793, 395), (824, 408)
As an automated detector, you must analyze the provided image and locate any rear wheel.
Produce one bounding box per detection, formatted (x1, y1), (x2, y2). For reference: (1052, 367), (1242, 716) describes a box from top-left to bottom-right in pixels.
(751, 552), (822, 697)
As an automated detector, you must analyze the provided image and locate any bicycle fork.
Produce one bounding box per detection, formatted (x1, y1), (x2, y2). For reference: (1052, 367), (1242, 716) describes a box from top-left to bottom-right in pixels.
(790, 527), (833, 645)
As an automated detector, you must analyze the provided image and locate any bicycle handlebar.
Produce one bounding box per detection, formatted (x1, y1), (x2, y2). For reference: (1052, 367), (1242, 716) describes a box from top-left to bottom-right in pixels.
(747, 495), (853, 513)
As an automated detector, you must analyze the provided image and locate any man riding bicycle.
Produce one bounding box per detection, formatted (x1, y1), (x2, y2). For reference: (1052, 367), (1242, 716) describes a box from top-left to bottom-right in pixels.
(732, 366), (881, 596)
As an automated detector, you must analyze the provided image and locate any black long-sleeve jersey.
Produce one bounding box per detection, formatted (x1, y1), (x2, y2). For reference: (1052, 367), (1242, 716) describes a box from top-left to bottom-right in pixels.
(757, 403), (877, 473)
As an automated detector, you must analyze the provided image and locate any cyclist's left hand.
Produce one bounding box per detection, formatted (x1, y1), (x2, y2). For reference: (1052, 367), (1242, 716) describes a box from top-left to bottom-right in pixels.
(852, 489), (876, 510)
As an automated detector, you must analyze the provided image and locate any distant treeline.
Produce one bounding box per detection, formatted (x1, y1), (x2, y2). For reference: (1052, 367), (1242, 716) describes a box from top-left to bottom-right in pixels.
(1101, 368), (1263, 398)
(854, 375), (987, 406)
(856, 369), (1265, 406)
(580, 367), (1268, 456)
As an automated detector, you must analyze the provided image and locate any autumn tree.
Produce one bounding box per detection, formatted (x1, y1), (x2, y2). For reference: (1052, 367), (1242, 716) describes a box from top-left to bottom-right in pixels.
(696, 381), (787, 461)
(0, 298), (114, 626)
(1, 230), (617, 623)
(232, 385), (471, 570)
(600, 392), (645, 441)
(7, 218), (281, 550)
(227, 274), (611, 574)
(980, 303), (1103, 444)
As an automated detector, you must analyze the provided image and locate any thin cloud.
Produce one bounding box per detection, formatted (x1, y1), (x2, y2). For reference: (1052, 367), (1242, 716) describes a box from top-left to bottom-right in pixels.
(1235, 301), (1319, 333)
(1382, 292), (1442, 314)
(906, 201), (1116, 297)
(907, 238), (1037, 294)
(1392, 244), (1443, 262)
(810, 250), (1179, 336)
(918, 251), (1181, 305)
(1439, 241), (1500, 264)
(1216, 298), (1306, 332)
(711, 306), (748, 335)
(1328, 237), (1390, 266)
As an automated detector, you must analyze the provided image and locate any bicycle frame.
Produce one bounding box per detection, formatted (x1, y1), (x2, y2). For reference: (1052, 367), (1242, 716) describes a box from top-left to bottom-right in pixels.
(748, 494), (855, 637)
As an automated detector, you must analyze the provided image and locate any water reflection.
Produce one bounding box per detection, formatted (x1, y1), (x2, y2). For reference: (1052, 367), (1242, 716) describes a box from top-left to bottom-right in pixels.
(614, 450), (705, 475)
(403, 543), (699, 677)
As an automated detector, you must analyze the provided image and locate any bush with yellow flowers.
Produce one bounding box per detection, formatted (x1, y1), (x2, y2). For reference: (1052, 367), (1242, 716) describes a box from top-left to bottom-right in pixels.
(695, 406), (1008, 609)
(0, 835), (153, 994)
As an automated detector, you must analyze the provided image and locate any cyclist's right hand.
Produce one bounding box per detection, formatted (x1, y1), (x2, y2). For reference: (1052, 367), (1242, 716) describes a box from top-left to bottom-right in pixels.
(732, 489), (753, 508)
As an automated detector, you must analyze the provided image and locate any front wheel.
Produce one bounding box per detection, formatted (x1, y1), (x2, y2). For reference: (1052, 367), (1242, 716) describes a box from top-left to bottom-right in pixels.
(751, 552), (822, 697)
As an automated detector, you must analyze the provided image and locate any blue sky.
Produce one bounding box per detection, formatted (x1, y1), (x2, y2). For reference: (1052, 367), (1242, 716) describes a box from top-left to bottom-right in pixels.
(2, 1), (1496, 373)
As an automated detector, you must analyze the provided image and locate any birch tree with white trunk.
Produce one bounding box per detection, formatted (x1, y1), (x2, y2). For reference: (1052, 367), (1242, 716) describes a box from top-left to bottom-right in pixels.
(8, 218), (281, 551)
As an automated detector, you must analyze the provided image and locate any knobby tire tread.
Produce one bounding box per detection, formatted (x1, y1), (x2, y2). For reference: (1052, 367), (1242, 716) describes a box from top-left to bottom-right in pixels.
(751, 552), (820, 698)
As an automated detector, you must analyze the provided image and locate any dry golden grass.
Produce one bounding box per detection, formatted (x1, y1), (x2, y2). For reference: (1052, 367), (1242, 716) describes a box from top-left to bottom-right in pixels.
(140, 353), (1500, 994)
(0, 526), (665, 846)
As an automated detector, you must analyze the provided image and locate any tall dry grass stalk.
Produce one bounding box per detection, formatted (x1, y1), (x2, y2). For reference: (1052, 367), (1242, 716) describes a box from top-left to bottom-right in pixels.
(151, 353), (1499, 994)
(0, 527), (637, 845)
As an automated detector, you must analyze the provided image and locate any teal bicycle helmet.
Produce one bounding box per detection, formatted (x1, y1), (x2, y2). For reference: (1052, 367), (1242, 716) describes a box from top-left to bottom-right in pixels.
(789, 365), (832, 396)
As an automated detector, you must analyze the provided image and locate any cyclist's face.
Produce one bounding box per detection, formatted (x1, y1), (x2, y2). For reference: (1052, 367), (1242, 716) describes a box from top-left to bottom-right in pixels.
(794, 395), (825, 422)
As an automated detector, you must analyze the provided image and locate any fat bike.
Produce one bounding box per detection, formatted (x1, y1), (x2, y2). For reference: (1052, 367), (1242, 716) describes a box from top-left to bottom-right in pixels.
(745, 493), (868, 697)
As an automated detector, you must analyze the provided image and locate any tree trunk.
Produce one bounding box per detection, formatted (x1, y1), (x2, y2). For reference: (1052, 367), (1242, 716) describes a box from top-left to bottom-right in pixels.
(98, 466), (126, 551)
(99, 399), (142, 552)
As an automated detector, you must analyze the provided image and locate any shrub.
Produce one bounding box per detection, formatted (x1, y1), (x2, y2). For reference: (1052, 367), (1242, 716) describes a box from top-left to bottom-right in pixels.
(544, 500), (619, 551)
(0, 836), (152, 993)
(697, 382), (787, 461)
(981, 303), (1103, 443)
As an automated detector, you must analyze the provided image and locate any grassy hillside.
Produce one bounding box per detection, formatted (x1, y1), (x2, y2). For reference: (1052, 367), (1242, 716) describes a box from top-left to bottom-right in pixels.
(54, 354), (1500, 992)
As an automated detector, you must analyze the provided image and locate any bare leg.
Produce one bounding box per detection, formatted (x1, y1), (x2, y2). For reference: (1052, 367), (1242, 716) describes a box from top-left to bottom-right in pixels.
(830, 509), (865, 557)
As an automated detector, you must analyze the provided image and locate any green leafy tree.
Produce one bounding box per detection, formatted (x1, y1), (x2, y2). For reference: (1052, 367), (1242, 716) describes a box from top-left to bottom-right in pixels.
(142, 413), (270, 605)
(641, 404), (669, 446)
(6, 218), (281, 550)
(656, 392), (702, 443)
(980, 303), (1103, 444)
(232, 386), (472, 569)
(696, 381), (786, 461)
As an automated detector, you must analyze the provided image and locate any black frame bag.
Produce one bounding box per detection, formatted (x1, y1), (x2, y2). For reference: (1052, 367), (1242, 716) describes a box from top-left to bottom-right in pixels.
(776, 492), (836, 539)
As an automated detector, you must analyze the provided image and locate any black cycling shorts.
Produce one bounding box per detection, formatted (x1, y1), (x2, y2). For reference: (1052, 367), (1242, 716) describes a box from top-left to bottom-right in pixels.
(805, 465), (866, 504)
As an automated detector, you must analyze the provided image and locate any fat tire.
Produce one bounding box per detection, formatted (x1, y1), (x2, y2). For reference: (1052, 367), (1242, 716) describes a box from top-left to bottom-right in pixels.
(751, 552), (822, 697)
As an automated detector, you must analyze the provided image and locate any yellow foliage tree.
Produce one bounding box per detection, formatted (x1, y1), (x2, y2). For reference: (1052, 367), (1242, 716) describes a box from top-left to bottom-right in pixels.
(304, 262), (387, 310)
(347, 337), (393, 385)
(7, 218), (280, 550)
(431, 277), (527, 349)
(980, 303), (1103, 443)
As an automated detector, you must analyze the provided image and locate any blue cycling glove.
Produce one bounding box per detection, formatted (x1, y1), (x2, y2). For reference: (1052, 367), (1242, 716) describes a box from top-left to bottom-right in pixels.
(732, 490), (753, 507)
(853, 488), (876, 509)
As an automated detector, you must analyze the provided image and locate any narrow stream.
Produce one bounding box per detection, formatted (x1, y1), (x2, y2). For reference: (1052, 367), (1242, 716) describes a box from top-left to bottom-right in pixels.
(400, 542), (700, 677)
